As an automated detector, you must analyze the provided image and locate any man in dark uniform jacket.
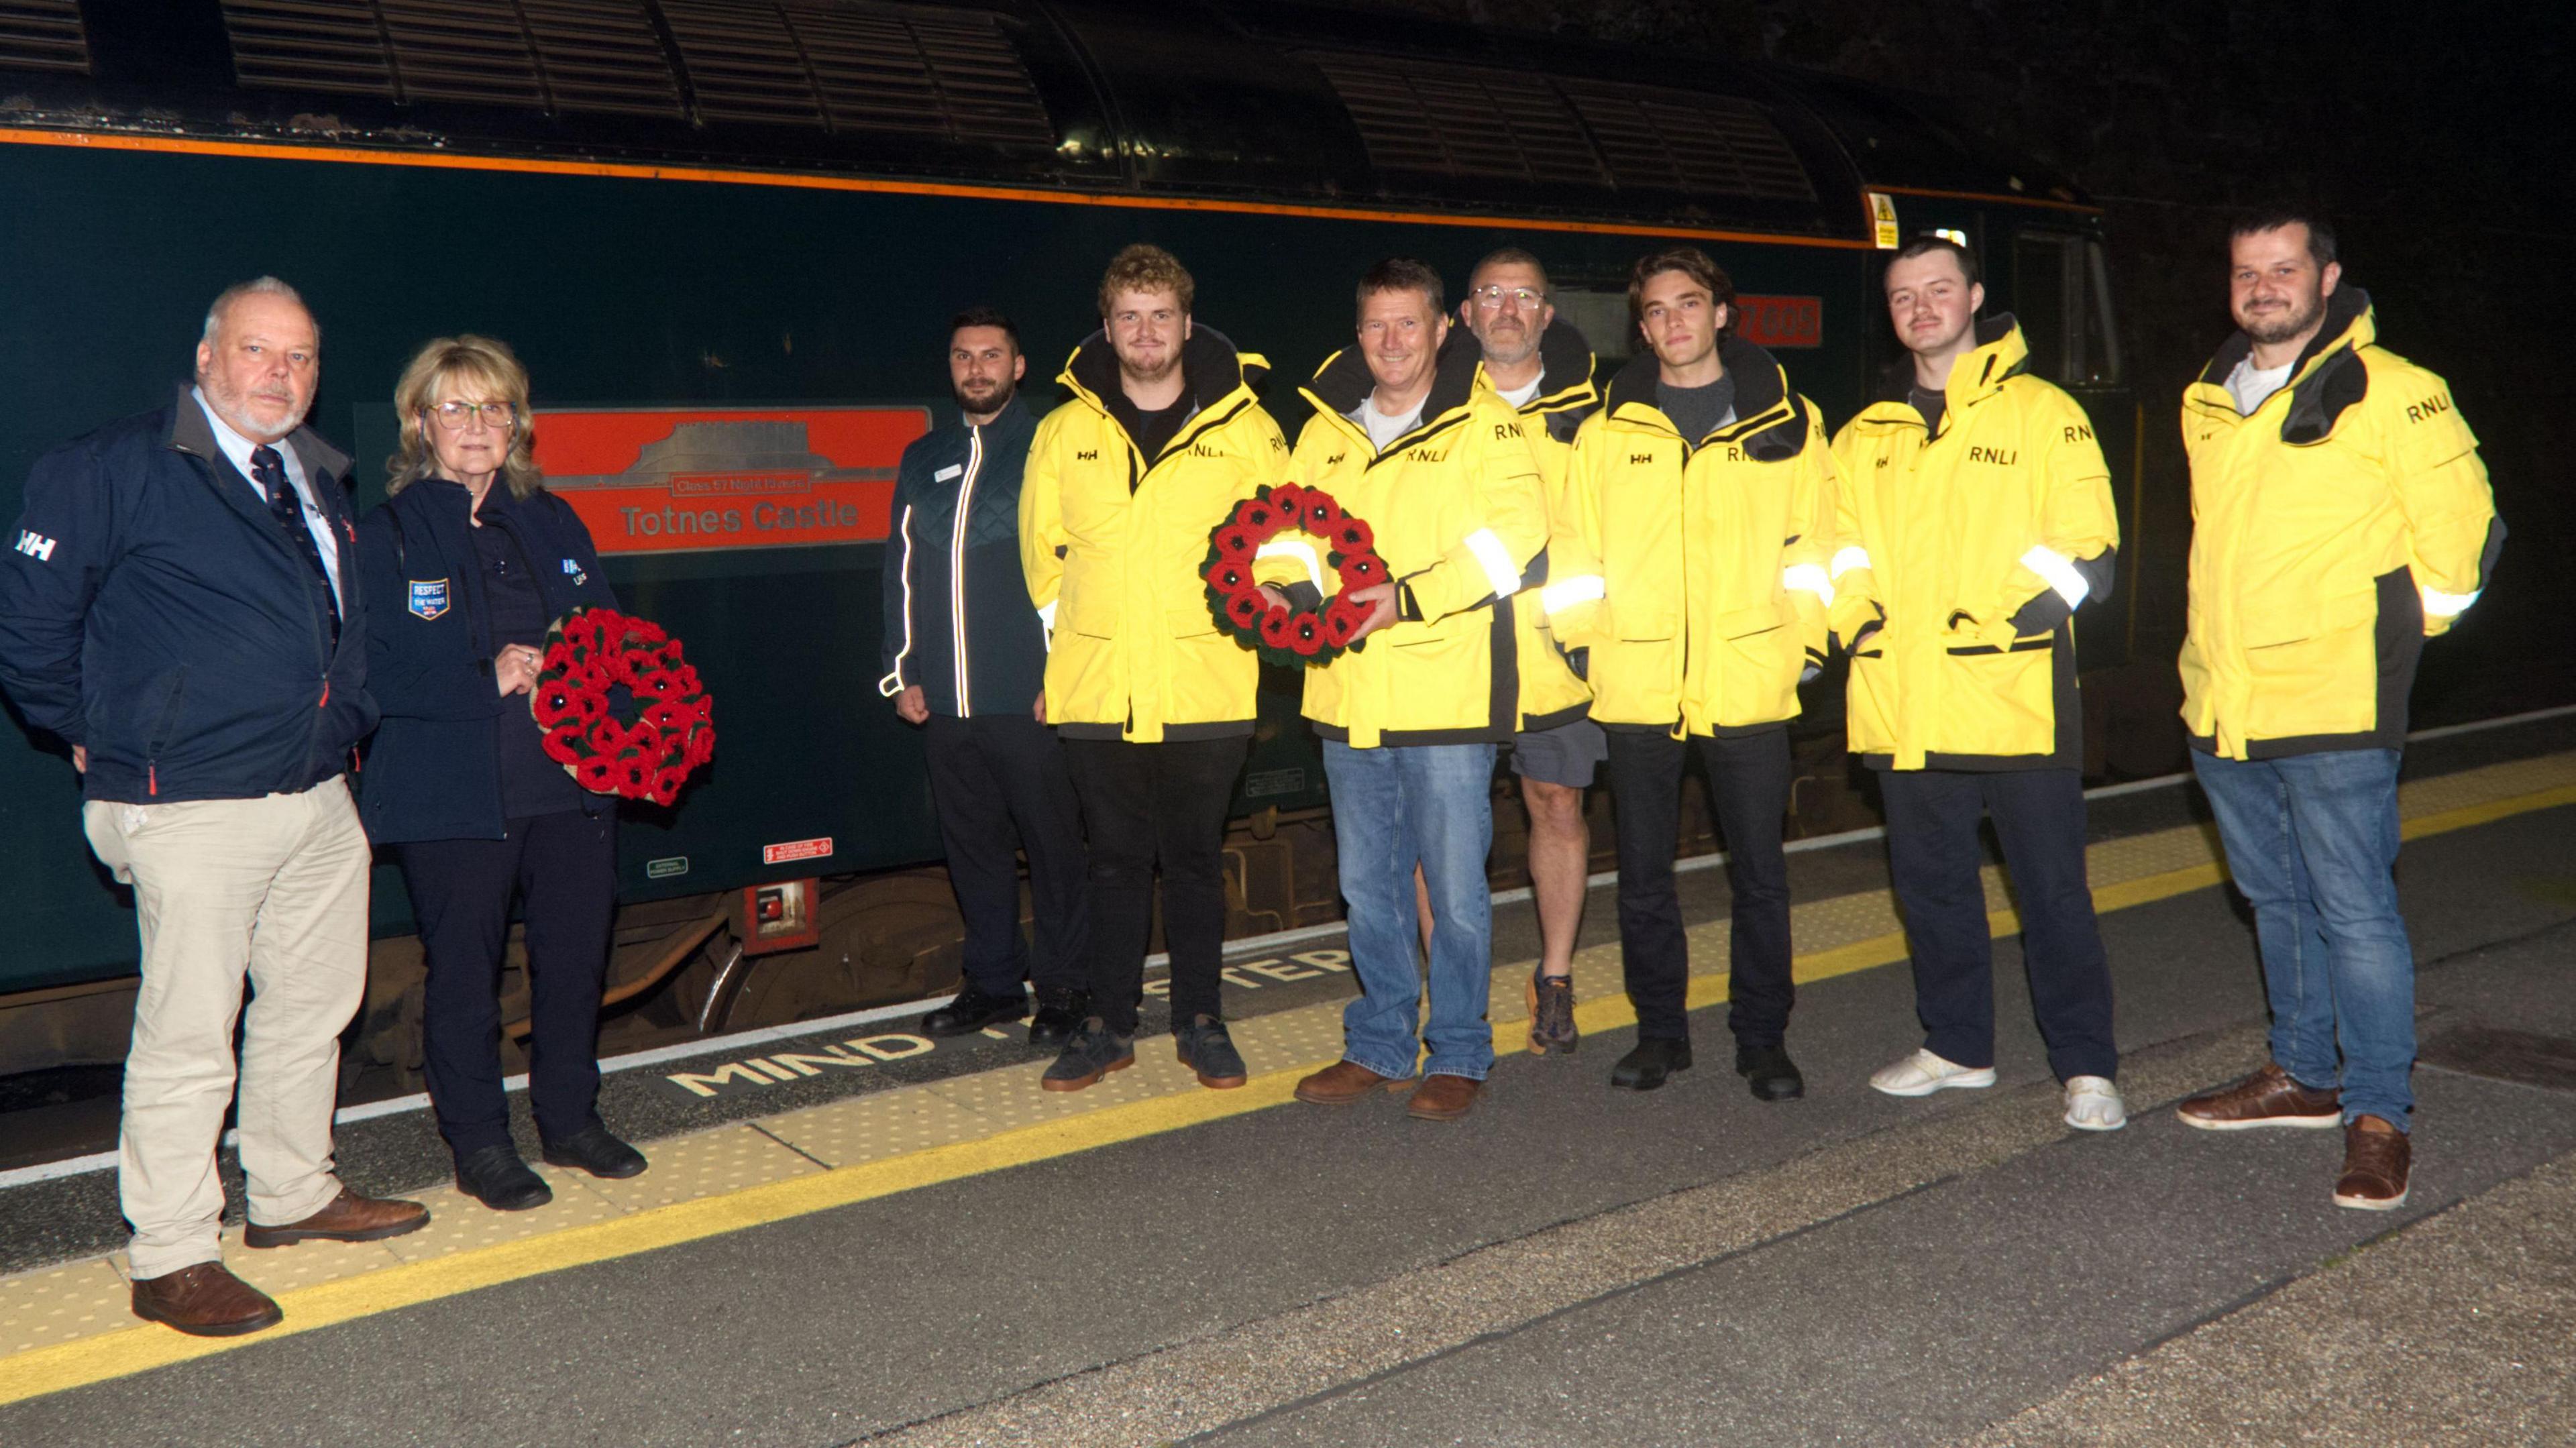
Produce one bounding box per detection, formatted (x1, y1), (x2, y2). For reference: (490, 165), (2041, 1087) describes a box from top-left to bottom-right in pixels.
(881, 307), (1091, 1045)
(0, 278), (427, 1338)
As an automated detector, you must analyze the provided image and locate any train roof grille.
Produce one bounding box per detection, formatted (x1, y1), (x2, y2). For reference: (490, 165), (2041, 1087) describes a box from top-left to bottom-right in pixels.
(1307, 52), (1817, 206)
(0, 0), (89, 75)
(1558, 78), (1815, 203)
(660, 2), (1052, 147)
(219, 0), (683, 117)
(1306, 52), (1605, 188)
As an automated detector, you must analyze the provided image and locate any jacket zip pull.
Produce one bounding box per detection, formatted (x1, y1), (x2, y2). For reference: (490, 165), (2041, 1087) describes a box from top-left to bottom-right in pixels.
(148, 764), (158, 797)
(318, 678), (330, 710)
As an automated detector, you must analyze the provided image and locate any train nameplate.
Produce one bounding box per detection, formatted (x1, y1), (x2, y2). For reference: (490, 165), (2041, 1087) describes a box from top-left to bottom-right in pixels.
(645, 855), (690, 879)
(533, 405), (930, 555)
(761, 836), (835, 865)
(1735, 295), (1823, 349)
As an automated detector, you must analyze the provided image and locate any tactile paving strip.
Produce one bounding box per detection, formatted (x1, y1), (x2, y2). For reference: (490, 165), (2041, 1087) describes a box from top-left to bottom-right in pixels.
(3, 748), (2567, 1378)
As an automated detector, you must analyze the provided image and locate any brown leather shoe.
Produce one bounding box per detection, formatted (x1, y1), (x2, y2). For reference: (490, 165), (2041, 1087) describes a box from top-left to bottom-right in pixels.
(2333, 1115), (2412, 1210)
(1295, 1060), (1411, 1106)
(131, 1262), (283, 1337)
(1407, 1073), (1482, 1121)
(2176, 1062), (2341, 1131)
(243, 1188), (431, 1249)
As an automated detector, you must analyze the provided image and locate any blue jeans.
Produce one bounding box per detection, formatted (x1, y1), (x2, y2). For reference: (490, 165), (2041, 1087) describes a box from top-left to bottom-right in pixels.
(1324, 740), (1498, 1081)
(2191, 748), (2415, 1130)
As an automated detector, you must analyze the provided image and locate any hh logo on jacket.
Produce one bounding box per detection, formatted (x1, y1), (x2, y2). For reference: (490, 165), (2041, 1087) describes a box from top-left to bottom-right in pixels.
(14, 531), (55, 562)
(408, 578), (451, 620)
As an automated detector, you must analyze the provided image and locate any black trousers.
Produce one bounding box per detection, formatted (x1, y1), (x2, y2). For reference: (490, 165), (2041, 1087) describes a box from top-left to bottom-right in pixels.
(395, 809), (616, 1156)
(1880, 767), (2117, 1080)
(922, 710), (1089, 999)
(1604, 726), (1794, 1047)
(1061, 735), (1248, 1035)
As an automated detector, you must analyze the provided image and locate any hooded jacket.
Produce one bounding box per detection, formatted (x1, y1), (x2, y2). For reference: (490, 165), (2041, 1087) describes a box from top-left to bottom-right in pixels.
(1020, 326), (1291, 742)
(1483, 319), (1601, 734)
(1287, 333), (1549, 747)
(1827, 315), (2116, 772)
(2178, 286), (2502, 759)
(0, 388), (374, 803)
(878, 398), (1047, 718)
(1542, 335), (1836, 736)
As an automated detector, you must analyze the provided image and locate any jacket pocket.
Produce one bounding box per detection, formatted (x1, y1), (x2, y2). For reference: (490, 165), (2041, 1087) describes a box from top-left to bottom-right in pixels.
(143, 665), (191, 761)
(1613, 602), (1678, 642)
(2241, 588), (2377, 650)
(1715, 602), (1786, 640)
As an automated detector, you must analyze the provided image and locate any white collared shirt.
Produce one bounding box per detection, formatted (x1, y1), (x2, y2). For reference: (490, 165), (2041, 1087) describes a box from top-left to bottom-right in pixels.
(193, 386), (344, 610)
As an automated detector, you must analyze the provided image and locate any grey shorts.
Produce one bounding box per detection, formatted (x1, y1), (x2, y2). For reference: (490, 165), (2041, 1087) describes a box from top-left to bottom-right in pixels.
(1509, 717), (1608, 789)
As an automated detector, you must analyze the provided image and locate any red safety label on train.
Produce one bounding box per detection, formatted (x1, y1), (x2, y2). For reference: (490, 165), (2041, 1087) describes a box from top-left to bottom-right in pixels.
(533, 406), (930, 555)
(761, 837), (835, 865)
(1734, 295), (1823, 348)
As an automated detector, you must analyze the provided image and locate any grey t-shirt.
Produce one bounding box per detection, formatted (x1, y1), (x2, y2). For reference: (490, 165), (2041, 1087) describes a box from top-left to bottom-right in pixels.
(1909, 384), (1947, 435)
(1658, 375), (1737, 442)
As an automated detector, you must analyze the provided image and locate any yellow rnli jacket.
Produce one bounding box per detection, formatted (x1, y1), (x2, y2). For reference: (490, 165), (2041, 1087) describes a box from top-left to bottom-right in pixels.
(1287, 339), (1548, 747)
(1484, 319), (1601, 734)
(1827, 317), (2118, 772)
(1020, 326), (1292, 742)
(2179, 287), (2502, 759)
(1543, 337), (1835, 736)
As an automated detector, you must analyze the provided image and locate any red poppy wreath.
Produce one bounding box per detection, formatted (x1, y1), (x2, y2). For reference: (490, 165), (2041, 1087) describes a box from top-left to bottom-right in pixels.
(1202, 483), (1389, 666)
(530, 606), (716, 806)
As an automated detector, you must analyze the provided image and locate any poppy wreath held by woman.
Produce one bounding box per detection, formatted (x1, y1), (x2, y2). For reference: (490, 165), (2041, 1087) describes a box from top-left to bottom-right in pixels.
(529, 606), (717, 806)
(1202, 482), (1388, 666)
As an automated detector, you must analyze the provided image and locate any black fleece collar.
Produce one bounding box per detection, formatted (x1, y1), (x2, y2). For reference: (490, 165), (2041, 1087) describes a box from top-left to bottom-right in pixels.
(2197, 285), (2372, 388)
(1603, 333), (1789, 433)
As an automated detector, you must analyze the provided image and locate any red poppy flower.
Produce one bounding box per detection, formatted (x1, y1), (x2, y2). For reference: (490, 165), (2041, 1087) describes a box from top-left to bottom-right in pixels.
(615, 757), (655, 795)
(1268, 483), (1306, 518)
(1240, 501), (1277, 532)
(586, 717), (629, 755)
(531, 683), (578, 728)
(1208, 561), (1252, 594)
(1338, 553), (1387, 589)
(635, 668), (684, 700)
(625, 618), (667, 646)
(1224, 589), (1267, 627)
(1214, 525), (1258, 561)
(684, 726), (717, 767)
(1287, 614), (1324, 657)
(650, 767), (687, 806)
(1259, 608), (1294, 648)
(1321, 602), (1362, 647)
(1304, 494), (1345, 531)
(574, 757), (618, 791)
(1332, 518), (1375, 554)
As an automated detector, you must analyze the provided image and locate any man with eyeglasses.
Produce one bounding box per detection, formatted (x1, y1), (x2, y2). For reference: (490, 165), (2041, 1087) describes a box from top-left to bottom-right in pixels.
(0, 278), (424, 1337)
(1456, 248), (1604, 1057)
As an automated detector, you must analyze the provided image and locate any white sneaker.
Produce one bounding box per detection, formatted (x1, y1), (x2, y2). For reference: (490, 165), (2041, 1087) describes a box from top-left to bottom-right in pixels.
(1870, 1048), (1998, 1097)
(2063, 1075), (2127, 1131)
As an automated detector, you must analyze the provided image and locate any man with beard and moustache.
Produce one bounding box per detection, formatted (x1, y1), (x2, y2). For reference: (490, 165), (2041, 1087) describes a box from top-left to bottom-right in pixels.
(2171, 211), (2502, 1210)
(1827, 237), (2125, 1131)
(1020, 245), (1299, 1093)
(1285, 258), (1546, 1121)
(1544, 247), (1835, 1101)
(0, 278), (427, 1337)
(882, 306), (1091, 1048)
(1456, 247), (1604, 1056)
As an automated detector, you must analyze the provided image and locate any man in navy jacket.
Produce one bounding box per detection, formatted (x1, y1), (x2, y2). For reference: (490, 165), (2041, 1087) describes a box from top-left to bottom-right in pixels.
(880, 307), (1090, 1044)
(0, 278), (427, 1337)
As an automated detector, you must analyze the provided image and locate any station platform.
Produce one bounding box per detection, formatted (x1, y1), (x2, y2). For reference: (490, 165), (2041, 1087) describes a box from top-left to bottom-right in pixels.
(2, 716), (2572, 1445)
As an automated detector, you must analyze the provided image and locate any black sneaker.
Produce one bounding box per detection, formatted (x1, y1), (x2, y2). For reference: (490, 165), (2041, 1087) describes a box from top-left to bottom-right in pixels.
(455, 1144), (551, 1212)
(920, 985), (1030, 1038)
(1527, 967), (1578, 1055)
(1042, 1018), (1134, 1093)
(1174, 1013), (1248, 1089)
(539, 1123), (649, 1180)
(1028, 987), (1091, 1049)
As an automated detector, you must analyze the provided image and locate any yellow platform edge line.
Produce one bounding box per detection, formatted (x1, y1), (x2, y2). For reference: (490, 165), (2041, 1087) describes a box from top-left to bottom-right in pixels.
(3, 777), (2569, 1406)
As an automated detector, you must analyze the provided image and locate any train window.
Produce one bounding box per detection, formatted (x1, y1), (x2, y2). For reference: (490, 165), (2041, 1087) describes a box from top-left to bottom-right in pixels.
(1305, 52), (1606, 188)
(1548, 289), (1635, 365)
(220, 0), (683, 117)
(0, 0), (89, 74)
(2012, 231), (2123, 386)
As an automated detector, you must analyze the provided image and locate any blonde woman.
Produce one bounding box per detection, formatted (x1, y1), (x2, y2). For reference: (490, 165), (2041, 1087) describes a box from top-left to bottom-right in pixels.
(355, 336), (645, 1211)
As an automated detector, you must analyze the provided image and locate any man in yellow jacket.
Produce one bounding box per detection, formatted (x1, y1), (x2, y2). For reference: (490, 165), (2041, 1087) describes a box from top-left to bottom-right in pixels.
(1458, 246), (1603, 1057)
(1544, 247), (1834, 1101)
(1284, 258), (1547, 1121)
(1020, 243), (1291, 1094)
(2171, 211), (2502, 1211)
(1827, 236), (2124, 1131)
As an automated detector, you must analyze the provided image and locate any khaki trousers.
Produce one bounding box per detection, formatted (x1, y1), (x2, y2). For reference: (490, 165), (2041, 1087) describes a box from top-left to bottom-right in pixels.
(84, 777), (371, 1279)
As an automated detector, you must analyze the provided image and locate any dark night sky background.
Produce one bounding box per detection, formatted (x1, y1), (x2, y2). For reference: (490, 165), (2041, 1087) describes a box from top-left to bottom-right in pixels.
(1356, 0), (2576, 720)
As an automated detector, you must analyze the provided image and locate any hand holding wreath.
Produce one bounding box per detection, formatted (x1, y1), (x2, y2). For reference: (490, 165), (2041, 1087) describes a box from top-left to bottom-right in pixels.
(529, 606), (716, 807)
(1202, 483), (1389, 667)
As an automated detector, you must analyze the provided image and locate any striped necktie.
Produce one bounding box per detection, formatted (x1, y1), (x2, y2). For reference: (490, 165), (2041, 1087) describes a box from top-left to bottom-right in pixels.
(250, 444), (341, 647)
